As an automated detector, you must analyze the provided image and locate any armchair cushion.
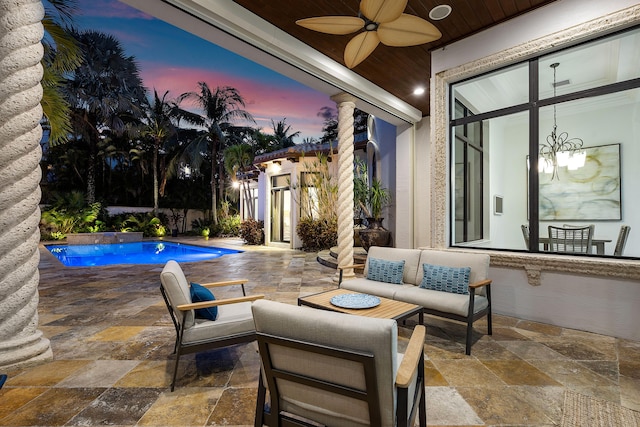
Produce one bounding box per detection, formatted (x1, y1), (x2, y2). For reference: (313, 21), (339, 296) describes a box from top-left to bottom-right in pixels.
(367, 257), (405, 284)
(182, 302), (255, 344)
(419, 263), (471, 295)
(190, 282), (218, 320)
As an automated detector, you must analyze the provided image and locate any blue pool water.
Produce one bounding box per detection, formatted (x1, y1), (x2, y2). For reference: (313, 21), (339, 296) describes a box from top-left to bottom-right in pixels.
(46, 241), (241, 267)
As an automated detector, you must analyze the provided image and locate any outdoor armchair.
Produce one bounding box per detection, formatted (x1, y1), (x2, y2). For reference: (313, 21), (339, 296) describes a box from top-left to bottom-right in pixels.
(160, 260), (264, 391)
(252, 299), (427, 427)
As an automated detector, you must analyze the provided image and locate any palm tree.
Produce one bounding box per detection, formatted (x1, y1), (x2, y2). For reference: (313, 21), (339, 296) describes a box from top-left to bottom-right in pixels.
(317, 106), (338, 144)
(136, 89), (198, 213)
(271, 118), (300, 149)
(41, 0), (82, 144)
(182, 83), (255, 224)
(64, 30), (147, 203)
(248, 128), (277, 155)
(128, 147), (149, 205)
(224, 143), (255, 218)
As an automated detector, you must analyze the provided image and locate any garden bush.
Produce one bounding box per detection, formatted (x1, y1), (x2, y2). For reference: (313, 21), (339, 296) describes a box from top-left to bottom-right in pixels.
(296, 217), (337, 251)
(191, 217), (213, 236)
(40, 197), (105, 239)
(240, 219), (264, 245)
(215, 215), (241, 237)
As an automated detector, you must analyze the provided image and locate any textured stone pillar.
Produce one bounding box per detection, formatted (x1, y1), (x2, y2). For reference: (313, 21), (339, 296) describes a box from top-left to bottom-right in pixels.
(330, 93), (356, 281)
(0, 0), (52, 369)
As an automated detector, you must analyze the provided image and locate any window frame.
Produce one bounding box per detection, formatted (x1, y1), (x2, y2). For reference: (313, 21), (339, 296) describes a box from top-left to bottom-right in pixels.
(448, 25), (640, 256)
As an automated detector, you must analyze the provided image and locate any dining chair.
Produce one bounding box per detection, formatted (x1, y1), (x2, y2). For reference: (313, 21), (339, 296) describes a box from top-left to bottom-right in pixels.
(521, 224), (530, 249)
(548, 225), (593, 254)
(614, 225), (631, 257)
(563, 223), (595, 231)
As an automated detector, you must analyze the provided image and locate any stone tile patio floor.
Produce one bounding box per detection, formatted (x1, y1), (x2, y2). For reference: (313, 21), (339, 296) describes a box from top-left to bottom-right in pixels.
(1, 237), (638, 426)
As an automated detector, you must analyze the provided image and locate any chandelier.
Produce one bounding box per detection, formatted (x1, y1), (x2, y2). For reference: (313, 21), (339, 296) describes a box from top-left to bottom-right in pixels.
(538, 62), (585, 180)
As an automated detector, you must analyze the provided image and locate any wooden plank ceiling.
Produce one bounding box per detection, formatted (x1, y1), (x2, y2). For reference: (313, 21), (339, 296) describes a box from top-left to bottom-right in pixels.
(233, 0), (558, 117)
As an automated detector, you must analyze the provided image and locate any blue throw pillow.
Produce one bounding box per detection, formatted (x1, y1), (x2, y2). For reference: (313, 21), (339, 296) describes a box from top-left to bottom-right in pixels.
(190, 282), (218, 320)
(419, 263), (471, 295)
(367, 257), (405, 284)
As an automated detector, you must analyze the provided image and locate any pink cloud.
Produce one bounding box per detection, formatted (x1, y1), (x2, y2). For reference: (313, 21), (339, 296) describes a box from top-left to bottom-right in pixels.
(140, 63), (331, 140)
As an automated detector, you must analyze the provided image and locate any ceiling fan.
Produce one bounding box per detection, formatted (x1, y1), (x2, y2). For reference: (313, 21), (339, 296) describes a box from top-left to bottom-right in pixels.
(296, 0), (442, 69)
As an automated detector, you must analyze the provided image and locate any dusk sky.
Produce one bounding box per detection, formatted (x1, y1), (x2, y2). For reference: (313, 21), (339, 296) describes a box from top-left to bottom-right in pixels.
(73, 0), (334, 142)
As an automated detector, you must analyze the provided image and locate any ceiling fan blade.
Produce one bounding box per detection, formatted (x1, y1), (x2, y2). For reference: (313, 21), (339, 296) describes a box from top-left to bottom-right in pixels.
(296, 16), (364, 35)
(360, 0), (407, 23)
(378, 14), (442, 46)
(344, 31), (380, 68)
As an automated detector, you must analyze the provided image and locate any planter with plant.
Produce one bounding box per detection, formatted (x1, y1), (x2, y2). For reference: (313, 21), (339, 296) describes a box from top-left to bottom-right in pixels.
(357, 178), (392, 251)
(169, 208), (183, 237)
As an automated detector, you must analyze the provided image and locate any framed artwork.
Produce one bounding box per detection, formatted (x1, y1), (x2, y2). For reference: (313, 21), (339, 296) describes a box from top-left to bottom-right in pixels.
(538, 144), (621, 220)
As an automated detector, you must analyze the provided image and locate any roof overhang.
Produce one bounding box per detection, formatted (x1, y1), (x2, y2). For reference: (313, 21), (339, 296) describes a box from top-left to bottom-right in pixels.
(120, 0), (422, 127)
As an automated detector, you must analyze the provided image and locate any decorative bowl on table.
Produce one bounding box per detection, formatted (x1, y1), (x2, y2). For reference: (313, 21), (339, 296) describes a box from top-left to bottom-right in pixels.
(330, 293), (381, 309)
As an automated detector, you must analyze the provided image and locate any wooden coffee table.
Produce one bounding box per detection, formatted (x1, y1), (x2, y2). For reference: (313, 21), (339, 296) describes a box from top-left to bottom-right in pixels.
(298, 288), (423, 323)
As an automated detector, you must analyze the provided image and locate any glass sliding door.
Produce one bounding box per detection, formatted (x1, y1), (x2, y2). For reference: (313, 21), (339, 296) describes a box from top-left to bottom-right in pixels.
(271, 175), (291, 243)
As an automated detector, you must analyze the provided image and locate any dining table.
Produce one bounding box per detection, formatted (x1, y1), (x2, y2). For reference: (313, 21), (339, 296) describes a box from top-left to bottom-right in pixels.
(538, 237), (612, 255)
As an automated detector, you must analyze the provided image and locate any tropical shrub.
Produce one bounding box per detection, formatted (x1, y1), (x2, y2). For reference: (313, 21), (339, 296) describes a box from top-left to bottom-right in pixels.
(119, 213), (166, 237)
(296, 217), (337, 251)
(39, 195), (104, 239)
(212, 201), (241, 237)
(240, 219), (264, 245)
(191, 217), (214, 236)
(215, 215), (241, 237)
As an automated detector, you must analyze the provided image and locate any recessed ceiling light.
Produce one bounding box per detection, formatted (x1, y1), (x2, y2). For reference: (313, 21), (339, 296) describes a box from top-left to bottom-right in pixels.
(413, 87), (426, 95)
(429, 5), (452, 21)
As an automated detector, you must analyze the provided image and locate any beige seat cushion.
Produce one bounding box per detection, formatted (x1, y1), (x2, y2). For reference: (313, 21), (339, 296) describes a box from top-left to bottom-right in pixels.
(340, 278), (410, 299)
(416, 250), (490, 296)
(183, 302), (255, 344)
(394, 286), (488, 317)
(365, 246), (423, 285)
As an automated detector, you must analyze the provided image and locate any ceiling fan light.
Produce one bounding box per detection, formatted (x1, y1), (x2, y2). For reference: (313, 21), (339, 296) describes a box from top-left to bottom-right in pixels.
(364, 21), (378, 31)
(429, 5), (452, 21)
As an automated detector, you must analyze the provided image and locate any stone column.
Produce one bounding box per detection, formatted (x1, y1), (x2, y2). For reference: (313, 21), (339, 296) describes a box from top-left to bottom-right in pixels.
(330, 93), (356, 281)
(0, 0), (52, 369)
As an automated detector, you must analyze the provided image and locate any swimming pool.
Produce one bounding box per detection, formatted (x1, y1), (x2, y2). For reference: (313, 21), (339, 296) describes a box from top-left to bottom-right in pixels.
(46, 241), (241, 267)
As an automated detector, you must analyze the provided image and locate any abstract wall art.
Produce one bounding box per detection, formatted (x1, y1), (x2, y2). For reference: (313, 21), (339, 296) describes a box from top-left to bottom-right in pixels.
(538, 144), (621, 220)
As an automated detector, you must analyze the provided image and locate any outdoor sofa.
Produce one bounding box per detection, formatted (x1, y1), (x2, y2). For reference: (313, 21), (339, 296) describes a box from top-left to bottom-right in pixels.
(339, 246), (492, 355)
